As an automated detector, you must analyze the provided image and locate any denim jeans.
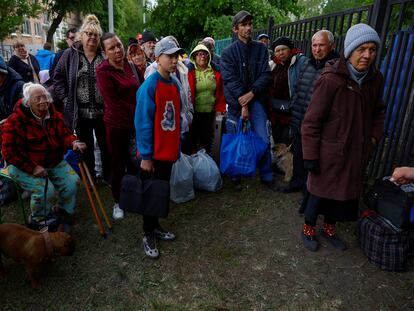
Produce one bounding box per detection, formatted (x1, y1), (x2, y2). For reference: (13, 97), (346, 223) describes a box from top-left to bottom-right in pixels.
(226, 100), (273, 182)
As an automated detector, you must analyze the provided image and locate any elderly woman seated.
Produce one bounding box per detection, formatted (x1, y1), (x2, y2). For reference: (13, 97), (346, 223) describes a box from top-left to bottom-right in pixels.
(1, 83), (86, 227)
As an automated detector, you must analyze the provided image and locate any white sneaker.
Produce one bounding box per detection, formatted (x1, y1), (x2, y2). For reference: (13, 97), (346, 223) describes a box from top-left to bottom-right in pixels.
(112, 204), (124, 220)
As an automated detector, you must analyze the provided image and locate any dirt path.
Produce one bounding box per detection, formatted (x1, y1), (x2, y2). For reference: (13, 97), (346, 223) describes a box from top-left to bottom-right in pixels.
(1, 177), (413, 310)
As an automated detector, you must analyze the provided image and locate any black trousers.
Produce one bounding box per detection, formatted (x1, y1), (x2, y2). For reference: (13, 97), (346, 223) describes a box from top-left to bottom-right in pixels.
(142, 160), (173, 234)
(76, 118), (110, 181)
(289, 133), (307, 189)
(188, 112), (215, 154)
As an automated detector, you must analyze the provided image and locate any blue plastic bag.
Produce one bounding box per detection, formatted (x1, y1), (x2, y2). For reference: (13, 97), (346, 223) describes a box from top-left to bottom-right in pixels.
(64, 150), (80, 175)
(220, 119), (268, 177)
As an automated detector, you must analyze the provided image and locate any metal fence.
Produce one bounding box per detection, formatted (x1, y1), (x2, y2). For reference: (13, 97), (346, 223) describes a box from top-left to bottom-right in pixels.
(0, 44), (13, 62)
(216, 0), (414, 179)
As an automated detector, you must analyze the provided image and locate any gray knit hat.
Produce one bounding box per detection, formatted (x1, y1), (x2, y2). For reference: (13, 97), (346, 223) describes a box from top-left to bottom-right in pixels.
(344, 23), (381, 59)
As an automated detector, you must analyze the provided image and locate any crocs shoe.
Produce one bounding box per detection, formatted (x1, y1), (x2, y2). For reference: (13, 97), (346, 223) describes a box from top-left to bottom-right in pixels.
(153, 227), (176, 241)
(143, 233), (159, 259)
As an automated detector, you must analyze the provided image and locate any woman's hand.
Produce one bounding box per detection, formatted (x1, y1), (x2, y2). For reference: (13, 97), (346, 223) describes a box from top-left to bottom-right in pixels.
(33, 165), (48, 178)
(72, 141), (87, 153)
(390, 167), (414, 185)
(140, 159), (154, 173)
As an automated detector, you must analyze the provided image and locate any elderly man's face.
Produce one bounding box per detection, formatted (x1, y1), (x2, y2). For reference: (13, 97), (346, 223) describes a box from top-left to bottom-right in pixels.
(311, 33), (333, 60)
(29, 87), (50, 117)
(143, 41), (156, 57)
(349, 42), (377, 72)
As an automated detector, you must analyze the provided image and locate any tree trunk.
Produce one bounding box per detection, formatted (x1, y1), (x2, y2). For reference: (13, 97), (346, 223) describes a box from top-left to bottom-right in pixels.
(46, 11), (65, 47)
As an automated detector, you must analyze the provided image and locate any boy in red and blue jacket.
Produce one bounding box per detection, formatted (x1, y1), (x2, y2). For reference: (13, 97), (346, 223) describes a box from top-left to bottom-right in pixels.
(134, 37), (183, 259)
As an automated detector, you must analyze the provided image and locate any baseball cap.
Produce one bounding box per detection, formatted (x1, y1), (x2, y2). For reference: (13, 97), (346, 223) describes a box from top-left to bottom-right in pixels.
(257, 33), (269, 40)
(155, 37), (184, 57)
(232, 10), (253, 27)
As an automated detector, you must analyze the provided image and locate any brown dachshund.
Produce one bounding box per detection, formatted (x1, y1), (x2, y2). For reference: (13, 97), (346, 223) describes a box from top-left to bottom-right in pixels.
(0, 223), (75, 288)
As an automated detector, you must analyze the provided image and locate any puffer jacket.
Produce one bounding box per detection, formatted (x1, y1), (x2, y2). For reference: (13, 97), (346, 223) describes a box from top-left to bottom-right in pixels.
(269, 51), (307, 98)
(290, 50), (340, 134)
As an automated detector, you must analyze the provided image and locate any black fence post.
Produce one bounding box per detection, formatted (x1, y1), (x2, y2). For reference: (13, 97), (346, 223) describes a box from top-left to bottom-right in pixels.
(369, 0), (389, 41)
(267, 16), (275, 41)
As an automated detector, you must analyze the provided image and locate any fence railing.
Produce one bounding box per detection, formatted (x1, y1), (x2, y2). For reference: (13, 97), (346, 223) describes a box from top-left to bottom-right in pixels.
(270, 5), (372, 56)
(0, 44), (13, 62)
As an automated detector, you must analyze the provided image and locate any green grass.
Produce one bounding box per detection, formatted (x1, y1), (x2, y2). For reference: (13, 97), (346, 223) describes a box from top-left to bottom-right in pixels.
(1, 176), (414, 310)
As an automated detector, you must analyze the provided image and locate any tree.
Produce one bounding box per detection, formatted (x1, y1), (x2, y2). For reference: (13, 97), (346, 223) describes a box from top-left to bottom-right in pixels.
(93, 0), (144, 44)
(42, 0), (100, 44)
(321, 0), (374, 14)
(0, 0), (41, 40)
(147, 0), (302, 49)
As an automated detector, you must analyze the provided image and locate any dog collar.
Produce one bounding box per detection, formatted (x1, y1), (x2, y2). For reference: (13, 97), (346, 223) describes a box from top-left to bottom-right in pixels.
(40, 227), (54, 257)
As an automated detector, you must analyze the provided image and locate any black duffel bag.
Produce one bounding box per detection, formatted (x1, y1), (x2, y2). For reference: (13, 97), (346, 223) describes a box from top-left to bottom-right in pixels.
(120, 174), (170, 218)
(271, 98), (291, 114)
(364, 178), (414, 229)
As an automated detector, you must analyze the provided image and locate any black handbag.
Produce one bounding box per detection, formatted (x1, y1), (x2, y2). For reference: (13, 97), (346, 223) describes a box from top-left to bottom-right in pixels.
(363, 178), (414, 229)
(120, 174), (170, 218)
(271, 98), (291, 114)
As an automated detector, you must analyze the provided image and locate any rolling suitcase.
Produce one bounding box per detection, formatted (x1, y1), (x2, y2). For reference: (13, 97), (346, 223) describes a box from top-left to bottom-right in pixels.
(211, 114), (226, 165)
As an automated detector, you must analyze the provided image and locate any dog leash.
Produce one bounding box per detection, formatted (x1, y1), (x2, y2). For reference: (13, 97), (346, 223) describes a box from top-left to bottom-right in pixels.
(40, 227), (54, 257)
(43, 176), (48, 228)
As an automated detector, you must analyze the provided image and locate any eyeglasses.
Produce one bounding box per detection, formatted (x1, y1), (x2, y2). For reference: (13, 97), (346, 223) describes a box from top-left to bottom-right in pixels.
(14, 44), (25, 48)
(195, 51), (208, 57)
(68, 36), (75, 41)
(31, 94), (51, 103)
(84, 31), (98, 38)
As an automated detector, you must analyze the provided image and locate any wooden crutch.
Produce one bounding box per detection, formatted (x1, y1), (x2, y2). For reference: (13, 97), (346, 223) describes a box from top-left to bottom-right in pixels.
(80, 159), (113, 231)
(78, 160), (107, 237)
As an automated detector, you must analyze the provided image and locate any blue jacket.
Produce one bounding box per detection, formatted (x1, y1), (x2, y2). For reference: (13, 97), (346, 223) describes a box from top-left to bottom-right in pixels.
(35, 49), (55, 71)
(0, 67), (24, 120)
(220, 39), (271, 115)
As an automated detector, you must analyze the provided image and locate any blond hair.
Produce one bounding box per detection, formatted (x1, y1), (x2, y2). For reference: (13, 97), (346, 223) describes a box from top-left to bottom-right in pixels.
(76, 14), (103, 41)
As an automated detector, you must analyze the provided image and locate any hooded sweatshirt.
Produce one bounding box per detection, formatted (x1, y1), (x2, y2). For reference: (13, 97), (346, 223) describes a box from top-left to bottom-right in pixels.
(187, 44), (226, 113)
(35, 49), (55, 71)
(189, 44), (216, 113)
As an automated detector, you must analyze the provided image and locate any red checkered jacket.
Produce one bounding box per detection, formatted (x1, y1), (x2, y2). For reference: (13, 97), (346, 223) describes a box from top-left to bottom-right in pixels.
(1, 99), (77, 174)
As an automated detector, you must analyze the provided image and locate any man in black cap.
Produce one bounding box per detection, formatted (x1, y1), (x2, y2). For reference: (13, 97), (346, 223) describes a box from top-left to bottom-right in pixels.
(220, 10), (274, 191)
(141, 30), (157, 65)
